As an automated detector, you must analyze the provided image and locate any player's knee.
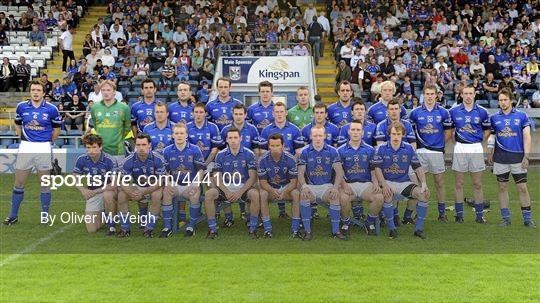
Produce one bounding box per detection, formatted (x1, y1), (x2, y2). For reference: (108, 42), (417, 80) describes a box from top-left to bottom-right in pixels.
(259, 189), (268, 200)
(248, 189), (259, 202)
(472, 181), (482, 191)
(516, 183), (529, 195)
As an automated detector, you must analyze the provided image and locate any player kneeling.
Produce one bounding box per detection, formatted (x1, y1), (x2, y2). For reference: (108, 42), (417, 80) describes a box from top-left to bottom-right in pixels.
(73, 134), (118, 234)
(204, 128), (260, 239)
(162, 124), (206, 237)
(338, 120), (384, 236)
(117, 134), (165, 238)
(373, 122), (431, 239)
(298, 126), (347, 240)
(258, 133), (301, 239)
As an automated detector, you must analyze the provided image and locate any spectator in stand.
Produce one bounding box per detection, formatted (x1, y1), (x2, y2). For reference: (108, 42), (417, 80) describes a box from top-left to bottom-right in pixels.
(29, 25), (46, 46)
(159, 60), (176, 90)
(64, 94), (86, 131)
(0, 57), (15, 92)
(14, 57), (31, 92)
(335, 60), (352, 92)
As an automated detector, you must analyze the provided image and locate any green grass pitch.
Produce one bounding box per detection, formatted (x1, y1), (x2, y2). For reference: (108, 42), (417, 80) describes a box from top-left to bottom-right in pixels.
(1, 170), (539, 302)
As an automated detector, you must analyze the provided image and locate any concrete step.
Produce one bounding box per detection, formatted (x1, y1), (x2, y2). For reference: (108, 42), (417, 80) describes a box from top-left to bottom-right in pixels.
(316, 77), (335, 84)
(315, 68), (336, 75)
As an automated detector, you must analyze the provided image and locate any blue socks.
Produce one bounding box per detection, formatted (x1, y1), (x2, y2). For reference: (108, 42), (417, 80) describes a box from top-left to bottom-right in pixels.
(474, 202), (484, 221)
(146, 212), (157, 230)
(249, 215), (258, 232)
(225, 212), (233, 221)
(188, 203), (201, 228)
(139, 206), (148, 223)
(278, 202), (286, 214)
(383, 203), (396, 231)
(40, 191), (51, 214)
(367, 214), (377, 225)
(329, 204), (341, 234)
(208, 218), (217, 232)
(455, 202), (464, 219)
(106, 212), (116, 228)
(522, 206), (532, 223)
(311, 203), (318, 216)
(162, 204), (173, 230)
(120, 212), (130, 231)
(262, 216), (272, 232)
(291, 217), (300, 233)
(501, 208), (510, 222)
(438, 202), (445, 216)
(300, 201), (312, 233)
(415, 202), (428, 231)
(9, 187), (24, 219)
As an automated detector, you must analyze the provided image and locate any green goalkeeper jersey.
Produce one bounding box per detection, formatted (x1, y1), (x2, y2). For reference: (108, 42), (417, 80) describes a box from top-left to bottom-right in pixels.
(90, 100), (131, 156)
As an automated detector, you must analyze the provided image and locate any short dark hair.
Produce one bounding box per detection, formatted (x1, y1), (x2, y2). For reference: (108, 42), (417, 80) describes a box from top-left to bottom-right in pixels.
(498, 87), (515, 101)
(351, 98), (365, 111)
(226, 127), (241, 138)
(82, 133), (103, 147)
(141, 78), (156, 89)
(268, 133), (284, 144)
(233, 103), (247, 113)
(193, 102), (206, 112)
(29, 80), (45, 92)
(136, 133), (152, 144)
(216, 77), (232, 87)
(387, 97), (401, 108)
(258, 80), (273, 92)
(313, 103), (327, 112)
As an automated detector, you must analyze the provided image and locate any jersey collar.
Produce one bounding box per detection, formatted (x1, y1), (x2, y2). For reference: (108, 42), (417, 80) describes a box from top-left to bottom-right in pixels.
(498, 107), (516, 115)
(386, 140), (406, 150)
(27, 99), (46, 107)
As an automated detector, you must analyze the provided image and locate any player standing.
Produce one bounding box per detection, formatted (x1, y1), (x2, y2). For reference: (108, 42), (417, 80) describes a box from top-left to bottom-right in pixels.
(73, 134), (118, 234)
(4, 80), (62, 225)
(206, 77), (242, 130)
(168, 81), (194, 124)
(162, 124), (206, 237)
(373, 122), (430, 239)
(298, 126), (347, 240)
(247, 81), (275, 133)
(408, 84), (452, 222)
(204, 128), (260, 239)
(448, 85), (490, 223)
(287, 86), (313, 130)
(366, 81), (407, 124)
(301, 103), (340, 146)
(186, 103), (222, 166)
(487, 88), (536, 228)
(131, 79), (160, 137)
(142, 102), (174, 154)
(337, 99), (377, 147)
(328, 80), (353, 128)
(258, 133), (301, 238)
(338, 120), (384, 236)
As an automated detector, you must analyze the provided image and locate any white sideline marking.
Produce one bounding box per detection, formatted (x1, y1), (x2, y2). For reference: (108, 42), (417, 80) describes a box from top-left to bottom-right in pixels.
(0, 224), (75, 268)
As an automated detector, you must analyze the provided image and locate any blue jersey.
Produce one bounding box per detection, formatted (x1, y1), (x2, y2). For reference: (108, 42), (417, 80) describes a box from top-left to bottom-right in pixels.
(186, 121), (222, 161)
(205, 97), (242, 130)
(247, 101), (274, 133)
(373, 142), (421, 182)
(448, 103), (490, 143)
(221, 122), (260, 150)
(367, 101), (407, 124)
(121, 151), (166, 187)
(142, 121), (174, 154)
(490, 108), (531, 164)
(15, 100), (62, 142)
(259, 121), (304, 153)
(73, 151), (117, 190)
(163, 142), (206, 185)
(301, 121), (340, 146)
(213, 146), (257, 185)
(337, 120), (377, 146)
(409, 104), (452, 151)
(131, 99), (158, 132)
(338, 142), (376, 183)
(298, 144), (341, 185)
(327, 101), (352, 128)
(375, 118), (416, 144)
(168, 101), (194, 124)
(257, 151), (298, 189)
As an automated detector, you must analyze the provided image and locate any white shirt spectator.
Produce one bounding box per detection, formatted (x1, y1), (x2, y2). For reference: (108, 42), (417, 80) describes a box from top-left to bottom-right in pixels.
(340, 45), (355, 59)
(395, 9), (409, 21)
(85, 53), (101, 71)
(101, 54), (115, 67)
(60, 29), (73, 50)
(88, 91), (102, 103)
(532, 90), (540, 103)
(484, 21), (497, 33)
(267, 0), (278, 10)
(394, 63), (407, 77)
(109, 27), (126, 43)
(293, 44), (309, 56)
(304, 7), (317, 24)
(173, 31), (188, 44)
(109, 24), (124, 33)
(278, 47), (293, 56)
(384, 38), (399, 50)
(350, 54), (365, 69)
(386, 15), (401, 28)
(255, 5), (269, 15)
(436, 22), (449, 36)
(317, 14), (330, 34)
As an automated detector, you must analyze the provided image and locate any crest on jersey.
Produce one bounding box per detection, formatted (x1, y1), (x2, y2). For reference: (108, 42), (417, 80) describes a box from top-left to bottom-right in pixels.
(229, 66), (241, 81)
